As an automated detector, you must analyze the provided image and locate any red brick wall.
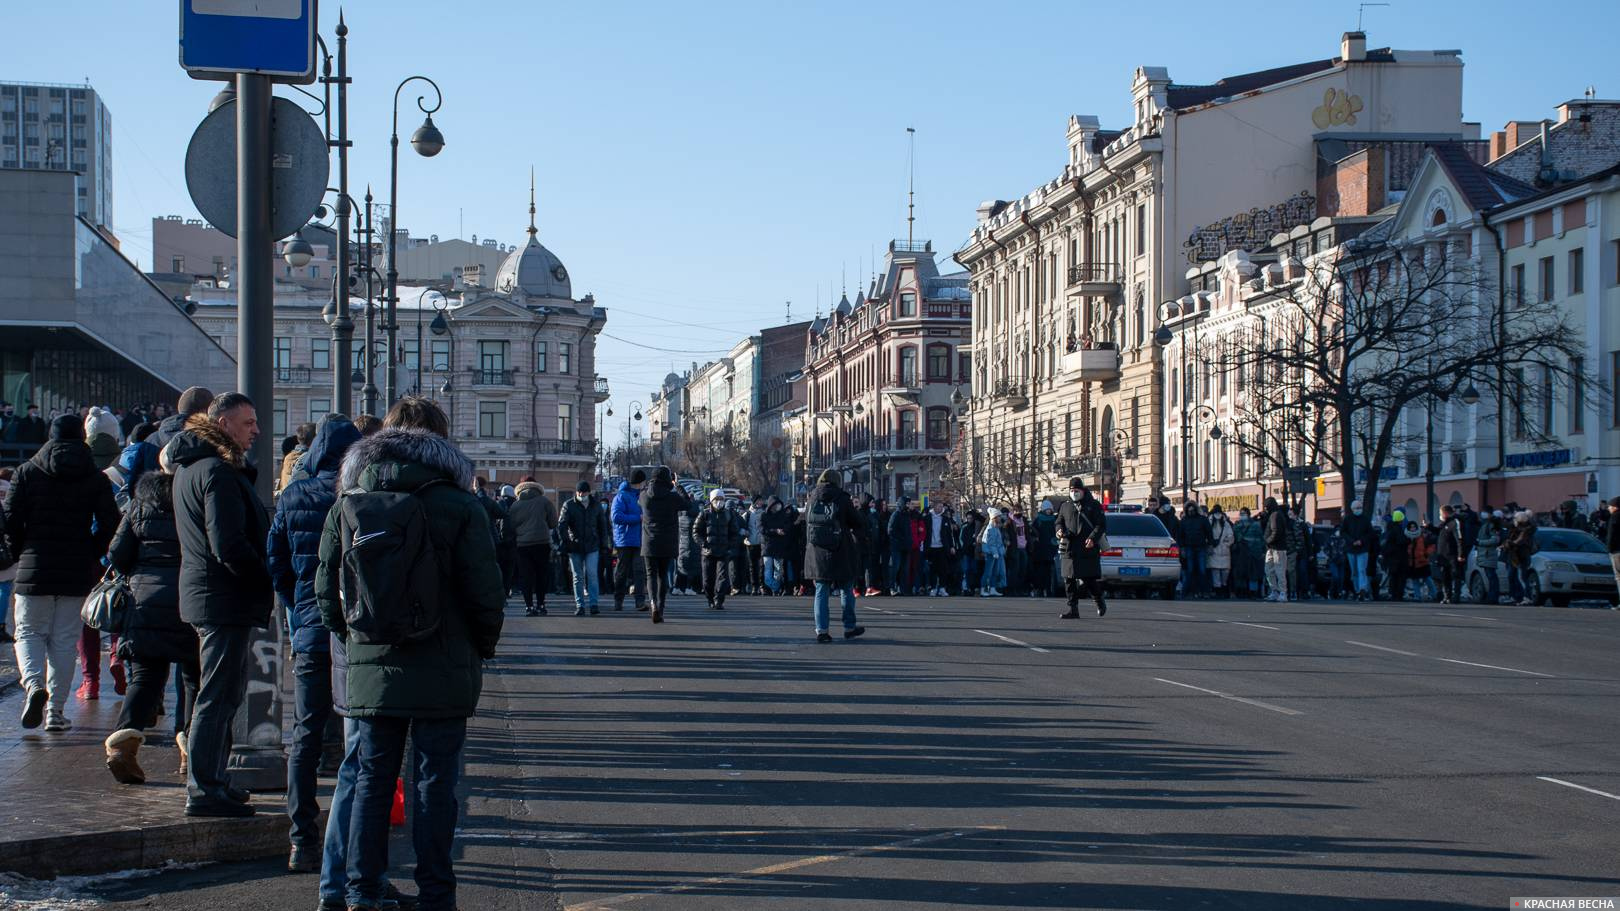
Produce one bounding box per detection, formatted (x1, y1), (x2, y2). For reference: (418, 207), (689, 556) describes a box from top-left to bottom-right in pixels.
(1316, 147), (1385, 217)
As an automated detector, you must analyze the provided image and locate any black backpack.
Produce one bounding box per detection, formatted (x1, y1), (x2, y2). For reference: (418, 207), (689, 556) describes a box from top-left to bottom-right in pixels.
(334, 479), (450, 645)
(807, 495), (843, 550)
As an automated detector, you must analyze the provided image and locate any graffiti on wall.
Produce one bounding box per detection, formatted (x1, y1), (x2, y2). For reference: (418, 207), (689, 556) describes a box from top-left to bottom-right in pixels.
(1182, 192), (1317, 264)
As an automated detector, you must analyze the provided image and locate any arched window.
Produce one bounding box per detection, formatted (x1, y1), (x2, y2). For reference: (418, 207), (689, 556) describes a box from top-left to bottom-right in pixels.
(899, 347), (918, 386)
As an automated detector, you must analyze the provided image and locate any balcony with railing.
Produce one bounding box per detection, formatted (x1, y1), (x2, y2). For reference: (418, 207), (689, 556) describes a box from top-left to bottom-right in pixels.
(526, 438), (593, 457)
(467, 367), (517, 386)
(1054, 454), (1119, 477)
(1059, 343), (1120, 381)
(846, 429), (952, 458)
(1066, 262), (1122, 297)
(990, 378), (1029, 409)
(273, 365), (313, 385)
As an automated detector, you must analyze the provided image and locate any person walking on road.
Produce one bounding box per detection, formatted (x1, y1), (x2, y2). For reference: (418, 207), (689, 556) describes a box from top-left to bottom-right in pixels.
(102, 459), (200, 786)
(560, 481), (609, 615)
(1261, 496), (1291, 603)
(266, 414), (361, 869)
(610, 470), (649, 611)
(923, 500), (957, 597)
(762, 497), (794, 595)
(801, 469), (867, 643)
(167, 393), (272, 817)
(315, 396), (505, 911)
(5, 414), (119, 733)
(508, 479), (558, 616)
(1056, 477), (1108, 618)
(638, 467), (693, 623)
(694, 489), (742, 610)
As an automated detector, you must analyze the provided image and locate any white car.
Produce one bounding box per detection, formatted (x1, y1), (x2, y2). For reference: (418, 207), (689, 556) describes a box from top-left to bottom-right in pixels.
(1465, 527), (1620, 607)
(1099, 513), (1181, 597)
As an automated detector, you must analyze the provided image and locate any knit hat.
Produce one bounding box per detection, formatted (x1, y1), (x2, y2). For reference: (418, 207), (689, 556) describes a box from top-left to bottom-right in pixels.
(49, 414), (85, 441)
(575, 480), (591, 493)
(1069, 476), (1086, 490)
(710, 489), (726, 502)
(629, 468), (648, 485)
(817, 469), (840, 486)
(500, 485), (516, 498)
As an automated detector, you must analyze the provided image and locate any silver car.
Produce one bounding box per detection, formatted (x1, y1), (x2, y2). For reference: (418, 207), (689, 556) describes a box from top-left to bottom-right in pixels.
(1100, 512), (1181, 597)
(1465, 527), (1619, 607)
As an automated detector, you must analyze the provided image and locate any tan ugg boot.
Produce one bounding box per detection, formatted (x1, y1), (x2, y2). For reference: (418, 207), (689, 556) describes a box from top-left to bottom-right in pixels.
(105, 729), (147, 785)
(176, 731), (189, 775)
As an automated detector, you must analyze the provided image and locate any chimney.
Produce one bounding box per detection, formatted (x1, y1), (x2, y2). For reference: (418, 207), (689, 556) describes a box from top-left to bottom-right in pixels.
(1341, 31), (1367, 62)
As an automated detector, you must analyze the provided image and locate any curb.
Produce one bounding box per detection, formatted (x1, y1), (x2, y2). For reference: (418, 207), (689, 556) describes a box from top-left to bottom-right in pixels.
(0, 812), (290, 879)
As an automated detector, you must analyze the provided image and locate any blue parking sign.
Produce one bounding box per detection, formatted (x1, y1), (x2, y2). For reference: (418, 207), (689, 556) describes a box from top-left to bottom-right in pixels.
(180, 0), (318, 84)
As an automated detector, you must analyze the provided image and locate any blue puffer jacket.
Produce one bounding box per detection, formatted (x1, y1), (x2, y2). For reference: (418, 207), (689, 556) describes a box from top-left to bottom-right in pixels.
(267, 416), (362, 655)
(611, 482), (643, 548)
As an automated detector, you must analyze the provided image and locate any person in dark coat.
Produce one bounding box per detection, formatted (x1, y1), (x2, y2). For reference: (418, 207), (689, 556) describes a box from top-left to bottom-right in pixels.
(1380, 511), (1412, 602)
(762, 496), (795, 594)
(11, 404), (47, 447)
(1340, 500), (1374, 601)
(313, 396), (504, 911)
(693, 489), (742, 609)
(858, 495), (883, 595)
(1434, 504), (1466, 605)
(5, 414), (119, 732)
(167, 395), (271, 817)
(800, 470), (867, 642)
(1055, 477), (1107, 618)
(103, 469), (199, 785)
(148, 386), (214, 450)
(676, 502), (703, 594)
(559, 481), (609, 615)
(638, 468), (694, 622)
(266, 414), (361, 868)
(508, 479), (558, 616)
(887, 499), (915, 595)
(1179, 502), (1212, 598)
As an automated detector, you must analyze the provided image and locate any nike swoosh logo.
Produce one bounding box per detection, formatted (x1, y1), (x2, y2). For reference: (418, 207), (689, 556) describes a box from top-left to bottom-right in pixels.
(352, 531), (388, 548)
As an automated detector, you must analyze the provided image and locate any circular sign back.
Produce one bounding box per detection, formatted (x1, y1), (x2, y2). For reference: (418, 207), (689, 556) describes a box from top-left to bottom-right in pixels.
(184, 95), (330, 240)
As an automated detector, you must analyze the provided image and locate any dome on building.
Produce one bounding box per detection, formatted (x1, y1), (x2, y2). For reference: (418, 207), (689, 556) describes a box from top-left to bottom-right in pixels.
(496, 235), (572, 300)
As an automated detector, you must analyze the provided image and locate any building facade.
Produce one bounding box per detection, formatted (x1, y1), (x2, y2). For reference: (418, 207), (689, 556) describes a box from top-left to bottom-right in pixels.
(955, 31), (1471, 509)
(0, 81), (112, 229)
(800, 240), (970, 503)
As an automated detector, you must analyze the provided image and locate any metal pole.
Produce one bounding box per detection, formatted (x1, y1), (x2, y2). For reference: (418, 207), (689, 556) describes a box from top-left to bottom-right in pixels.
(1425, 396), (1436, 524)
(385, 119), (401, 405)
(330, 15), (353, 415)
(229, 72), (286, 788)
(361, 189), (377, 415)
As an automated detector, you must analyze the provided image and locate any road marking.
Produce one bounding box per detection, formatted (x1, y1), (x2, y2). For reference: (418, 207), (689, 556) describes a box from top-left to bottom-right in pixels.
(1157, 611), (1277, 631)
(973, 629), (1050, 654)
(864, 606), (909, 617)
(1537, 777), (1620, 801)
(1435, 657), (1555, 678)
(1152, 677), (1303, 716)
(1435, 611), (1500, 622)
(1345, 640), (1423, 657)
(562, 827), (1001, 910)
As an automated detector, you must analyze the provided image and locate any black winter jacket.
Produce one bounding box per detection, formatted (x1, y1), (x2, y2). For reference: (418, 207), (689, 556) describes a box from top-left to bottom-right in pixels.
(762, 505), (795, 558)
(267, 417), (360, 654)
(169, 415), (272, 628)
(107, 473), (197, 664)
(1180, 512), (1212, 548)
(801, 482), (867, 583)
(693, 505), (742, 559)
(639, 479), (694, 559)
(1262, 508), (1290, 550)
(1340, 511), (1374, 554)
(4, 438), (119, 596)
(559, 495), (609, 554)
(148, 410), (197, 450)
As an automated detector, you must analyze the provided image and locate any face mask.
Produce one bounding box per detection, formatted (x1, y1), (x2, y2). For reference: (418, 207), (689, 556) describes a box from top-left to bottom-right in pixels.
(1352, 508), (1362, 515)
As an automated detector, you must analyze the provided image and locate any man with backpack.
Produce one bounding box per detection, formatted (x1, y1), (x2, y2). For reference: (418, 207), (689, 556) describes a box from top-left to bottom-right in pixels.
(315, 396), (503, 911)
(801, 469), (867, 642)
(693, 490), (742, 609)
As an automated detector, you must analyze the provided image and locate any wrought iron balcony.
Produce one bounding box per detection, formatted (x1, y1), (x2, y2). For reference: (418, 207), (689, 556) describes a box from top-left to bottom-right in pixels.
(526, 438), (592, 456)
(990, 379), (1029, 409)
(1059, 346), (1121, 380)
(1054, 454), (1118, 477)
(274, 366), (312, 385)
(467, 367), (517, 386)
(1067, 263), (1122, 296)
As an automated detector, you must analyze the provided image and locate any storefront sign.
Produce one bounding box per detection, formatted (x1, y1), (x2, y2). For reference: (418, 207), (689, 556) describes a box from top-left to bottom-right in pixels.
(1505, 448), (1576, 470)
(1355, 467), (1400, 482)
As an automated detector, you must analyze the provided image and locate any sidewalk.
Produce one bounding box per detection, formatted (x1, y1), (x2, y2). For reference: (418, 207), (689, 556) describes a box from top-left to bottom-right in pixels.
(0, 644), (291, 879)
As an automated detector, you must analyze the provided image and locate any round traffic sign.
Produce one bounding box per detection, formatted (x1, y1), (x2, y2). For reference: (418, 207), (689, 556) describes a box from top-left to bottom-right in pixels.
(184, 95), (330, 240)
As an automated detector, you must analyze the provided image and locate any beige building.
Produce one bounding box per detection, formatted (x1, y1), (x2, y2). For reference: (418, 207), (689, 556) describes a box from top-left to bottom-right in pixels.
(185, 206), (608, 492)
(800, 240), (970, 503)
(955, 31), (1472, 508)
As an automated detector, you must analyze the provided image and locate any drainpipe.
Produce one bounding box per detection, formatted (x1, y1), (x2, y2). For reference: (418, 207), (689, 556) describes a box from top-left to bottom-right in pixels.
(1484, 220), (1509, 502)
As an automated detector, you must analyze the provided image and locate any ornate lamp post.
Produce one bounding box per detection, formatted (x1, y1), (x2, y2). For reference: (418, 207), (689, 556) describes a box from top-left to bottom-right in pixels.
(383, 76), (444, 405)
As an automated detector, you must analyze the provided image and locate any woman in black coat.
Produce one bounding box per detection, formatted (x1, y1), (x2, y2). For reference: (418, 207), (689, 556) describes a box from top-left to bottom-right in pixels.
(1055, 478), (1108, 619)
(103, 470), (201, 784)
(638, 468), (694, 622)
(799, 471), (868, 642)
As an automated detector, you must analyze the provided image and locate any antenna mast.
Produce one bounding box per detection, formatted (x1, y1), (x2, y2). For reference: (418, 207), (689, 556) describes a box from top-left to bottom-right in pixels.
(906, 127), (917, 246)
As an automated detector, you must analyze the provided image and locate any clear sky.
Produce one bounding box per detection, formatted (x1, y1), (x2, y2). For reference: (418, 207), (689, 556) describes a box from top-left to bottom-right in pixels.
(7, 1), (1616, 444)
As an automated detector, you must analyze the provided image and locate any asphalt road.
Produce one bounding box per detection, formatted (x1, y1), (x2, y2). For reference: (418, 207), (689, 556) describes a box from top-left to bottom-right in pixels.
(61, 593), (1620, 911)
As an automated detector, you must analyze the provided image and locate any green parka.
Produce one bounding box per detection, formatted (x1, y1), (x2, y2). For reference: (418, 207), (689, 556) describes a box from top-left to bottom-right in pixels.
(315, 428), (505, 720)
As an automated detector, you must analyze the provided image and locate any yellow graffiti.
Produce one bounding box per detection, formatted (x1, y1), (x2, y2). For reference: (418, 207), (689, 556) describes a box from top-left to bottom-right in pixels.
(1312, 87), (1364, 129)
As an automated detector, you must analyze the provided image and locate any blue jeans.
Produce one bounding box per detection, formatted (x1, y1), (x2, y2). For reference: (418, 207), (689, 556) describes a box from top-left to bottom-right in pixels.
(813, 582), (858, 634)
(981, 554), (1006, 590)
(888, 549), (908, 592)
(289, 650), (334, 848)
(321, 719), (391, 903)
(0, 579), (13, 635)
(1348, 552), (1369, 595)
(348, 716), (468, 911)
(765, 557), (786, 593)
(568, 552), (600, 611)
(1183, 547), (1207, 597)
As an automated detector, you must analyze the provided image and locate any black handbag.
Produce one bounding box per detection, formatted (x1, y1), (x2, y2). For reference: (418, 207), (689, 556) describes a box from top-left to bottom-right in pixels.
(81, 568), (132, 632)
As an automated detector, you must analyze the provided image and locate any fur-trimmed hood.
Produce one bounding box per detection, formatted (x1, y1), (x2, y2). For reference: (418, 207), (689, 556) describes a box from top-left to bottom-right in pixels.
(340, 427), (474, 492)
(166, 413), (247, 469)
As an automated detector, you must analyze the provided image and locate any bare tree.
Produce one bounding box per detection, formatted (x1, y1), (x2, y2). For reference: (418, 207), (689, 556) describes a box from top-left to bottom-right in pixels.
(1217, 235), (1587, 516)
(971, 425), (1049, 512)
(723, 434), (780, 497)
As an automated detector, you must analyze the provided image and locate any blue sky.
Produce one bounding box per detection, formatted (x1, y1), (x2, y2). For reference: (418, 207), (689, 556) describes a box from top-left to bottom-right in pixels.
(7, 1), (1616, 443)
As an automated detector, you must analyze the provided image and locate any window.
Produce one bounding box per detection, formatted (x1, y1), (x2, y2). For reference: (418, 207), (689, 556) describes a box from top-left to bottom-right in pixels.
(1512, 368), (1526, 439)
(1511, 263), (1525, 305)
(1171, 445), (1179, 486)
(1541, 367), (1554, 435)
(171, 256), (184, 272)
(309, 398), (331, 423)
(1131, 396), (1140, 455)
(557, 403), (574, 440)
(430, 339), (450, 371)
(926, 345), (949, 382)
(558, 342), (572, 374)
(479, 340), (509, 375)
(899, 347), (918, 386)
(898, 410), (917, 449)
(478, 401), (507, 438)
(401, 339), (418, 373)
(535, 341), (547, 373)
(1064, 413), (1073, 457)
(1170, 367), (1178, 406)
(311, 337), (330, 371)
(1135, 203), (1146, 258)
(309, 266), (320, 279)
(958, 351), (971, 382)
(1539, 255), (1555, 301)
(927, 408), (949, 448)
(899, 291), (916, 317)
(273, 336), (292, 380)
(1570, 247), (1584, 294)
(1570, 357), (1585, 433)
(272, 399), (288, 439)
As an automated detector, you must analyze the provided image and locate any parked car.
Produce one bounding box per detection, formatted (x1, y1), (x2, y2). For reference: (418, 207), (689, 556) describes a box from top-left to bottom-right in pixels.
(1465, 527), (1619, 607)
(1099, 513), (1180, 598)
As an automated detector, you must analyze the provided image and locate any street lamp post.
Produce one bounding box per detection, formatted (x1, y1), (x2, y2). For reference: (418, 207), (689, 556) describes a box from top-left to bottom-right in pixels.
(359, 188), (379, 415)
(384, 76), (445, 405)
(1154, 299), (1224, 504)
(430, 292), (454, 431)
(626, 400), (644, 475)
